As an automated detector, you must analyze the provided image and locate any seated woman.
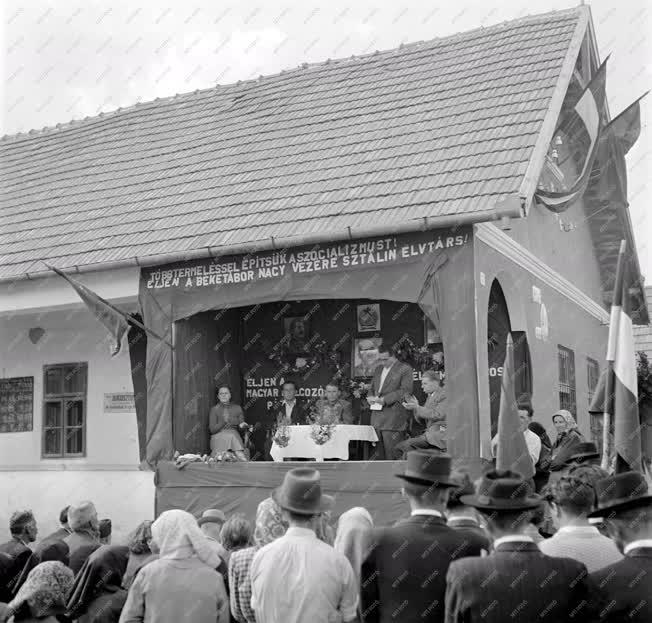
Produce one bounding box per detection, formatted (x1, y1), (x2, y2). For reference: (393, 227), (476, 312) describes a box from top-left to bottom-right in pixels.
(314, 382), (354, 425)
(209, 386), (249, 461)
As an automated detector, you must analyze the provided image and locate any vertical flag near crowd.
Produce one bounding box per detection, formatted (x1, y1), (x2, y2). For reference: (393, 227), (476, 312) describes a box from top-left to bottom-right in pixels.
(589, 241), (643, 473)
(535, 58), (608, 213)
(495, 333), (535, 479)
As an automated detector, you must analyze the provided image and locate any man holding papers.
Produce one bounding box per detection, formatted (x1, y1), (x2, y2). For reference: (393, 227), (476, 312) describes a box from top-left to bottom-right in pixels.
(367, 344), (414, 460)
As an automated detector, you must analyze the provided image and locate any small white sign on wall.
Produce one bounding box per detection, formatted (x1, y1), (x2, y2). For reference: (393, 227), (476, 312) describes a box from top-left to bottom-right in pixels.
(103, 393), (135, 413)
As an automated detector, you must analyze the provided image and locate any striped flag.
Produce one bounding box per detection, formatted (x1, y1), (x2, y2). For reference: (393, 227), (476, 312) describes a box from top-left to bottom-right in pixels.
(589, 241), (643, 473)
(495, 333), (535, 479)
(535, 58), (608, 213)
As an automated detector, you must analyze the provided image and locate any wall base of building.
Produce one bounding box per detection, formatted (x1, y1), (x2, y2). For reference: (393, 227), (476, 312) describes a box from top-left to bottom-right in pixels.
(0, 468), (155, 545)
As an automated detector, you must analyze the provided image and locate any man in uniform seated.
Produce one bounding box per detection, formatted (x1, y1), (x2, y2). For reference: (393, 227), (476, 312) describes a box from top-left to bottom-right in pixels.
(314, 382), (354, 425)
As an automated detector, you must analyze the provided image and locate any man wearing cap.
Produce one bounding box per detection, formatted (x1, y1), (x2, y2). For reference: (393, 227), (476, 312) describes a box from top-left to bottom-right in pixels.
(198, 509), (229, 565)
(250, 468), (358, 623)
(444, 470), (602, 623)
(360, 451), (485, 623)
(0, 510), (37, 597)
(589, 471), (652, 623)
(64, 501), (100, 556)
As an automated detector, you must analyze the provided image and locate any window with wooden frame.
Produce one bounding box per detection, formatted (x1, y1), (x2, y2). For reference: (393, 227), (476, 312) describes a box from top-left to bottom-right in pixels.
(42, 363), (87, 458)
(558, 345), (576, 417)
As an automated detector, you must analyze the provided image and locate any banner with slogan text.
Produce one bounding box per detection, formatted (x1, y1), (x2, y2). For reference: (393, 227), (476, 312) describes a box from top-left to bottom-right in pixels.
(143, 229), (471, 293)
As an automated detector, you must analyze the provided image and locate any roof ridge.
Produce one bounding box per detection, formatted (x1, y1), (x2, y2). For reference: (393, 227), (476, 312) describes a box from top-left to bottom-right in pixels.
(0, 5), (582, 144)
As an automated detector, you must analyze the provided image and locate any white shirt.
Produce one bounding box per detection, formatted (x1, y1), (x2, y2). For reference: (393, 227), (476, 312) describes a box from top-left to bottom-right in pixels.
(624, 539), (652, 554)
(411, 509), (444, 519)
(493, 535), (534, 549)
(490, 429), (541, 466)
(378, 363), (394, 393)
(250, 526), (358, 623)
(524, 428), (542, 464)
(284, 400), (297, 420)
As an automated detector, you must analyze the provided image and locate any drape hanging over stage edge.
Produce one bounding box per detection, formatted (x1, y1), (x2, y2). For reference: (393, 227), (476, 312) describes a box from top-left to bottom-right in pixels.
(139, 227), (479, 466)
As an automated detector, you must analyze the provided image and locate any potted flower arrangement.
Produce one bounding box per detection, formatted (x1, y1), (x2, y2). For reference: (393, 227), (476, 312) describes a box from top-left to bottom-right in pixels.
(272, 423), (291, 448)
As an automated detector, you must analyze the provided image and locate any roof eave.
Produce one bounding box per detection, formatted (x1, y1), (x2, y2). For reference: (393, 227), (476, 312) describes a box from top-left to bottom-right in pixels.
(2, 196), (524, 285)
(518, 5), (590, 210)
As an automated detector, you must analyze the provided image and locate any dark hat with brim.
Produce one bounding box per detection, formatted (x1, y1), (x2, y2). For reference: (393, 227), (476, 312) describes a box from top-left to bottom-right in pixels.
(395, 451), (459, 488)
(566, 442), (600, 464)
(272, 467), (335, 515)
(587, 471), (652, 518)
(461, 470), (542, 511)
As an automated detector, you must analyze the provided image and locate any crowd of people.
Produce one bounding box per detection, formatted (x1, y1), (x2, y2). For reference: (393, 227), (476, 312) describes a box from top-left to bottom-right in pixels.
(0, 447), (650, 622)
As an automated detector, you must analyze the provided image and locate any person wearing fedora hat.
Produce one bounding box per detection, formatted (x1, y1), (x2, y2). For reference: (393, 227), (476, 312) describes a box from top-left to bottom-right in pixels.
(445, 470), (603, 623)
(360, 451), (486, 623)
(589, 471), (652, 623)
(563, 441), (601, 468)
(250, 468), (358, 623)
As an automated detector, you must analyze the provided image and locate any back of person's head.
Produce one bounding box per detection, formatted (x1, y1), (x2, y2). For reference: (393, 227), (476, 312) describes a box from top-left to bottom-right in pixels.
(99, 519), (112, 544)
(68, 501), (98, 533)
(479, 508), (532, 534)
(544, 475), (596, 517)
(220, 514), (253, 551)
(567, 464), (609, 490)
(59, 506), (70, 527)
(10, 510), (35, 537)
(128, 520), (153, 555)
(447, 474), (474, 511)
(403, 482), (449, 508)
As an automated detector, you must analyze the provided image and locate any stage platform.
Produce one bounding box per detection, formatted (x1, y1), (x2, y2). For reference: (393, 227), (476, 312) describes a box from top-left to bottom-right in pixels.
(155, 460), (410, 525)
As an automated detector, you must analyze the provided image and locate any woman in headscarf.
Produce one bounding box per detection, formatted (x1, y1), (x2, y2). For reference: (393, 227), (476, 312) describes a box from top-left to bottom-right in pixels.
(121, 522), (157, 591)
(118, 510), (228, 623)
(4, 561), (74, 623)
(333, 508), (373, 591)
(549, 410), (584, 472)
(11, 541), (69, 597)
(65, 546), (129, 623)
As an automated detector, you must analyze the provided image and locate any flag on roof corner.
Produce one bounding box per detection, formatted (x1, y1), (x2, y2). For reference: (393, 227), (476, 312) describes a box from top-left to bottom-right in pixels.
(535, 58), (608, 214)
(589, 240), (643, 473)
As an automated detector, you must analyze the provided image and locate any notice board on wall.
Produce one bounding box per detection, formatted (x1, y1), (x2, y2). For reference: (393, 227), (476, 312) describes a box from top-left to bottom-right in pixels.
(0, 376), (34, 433)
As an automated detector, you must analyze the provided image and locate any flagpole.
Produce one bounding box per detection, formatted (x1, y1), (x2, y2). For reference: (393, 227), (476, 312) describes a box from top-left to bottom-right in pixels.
(602, 239), (627, 471)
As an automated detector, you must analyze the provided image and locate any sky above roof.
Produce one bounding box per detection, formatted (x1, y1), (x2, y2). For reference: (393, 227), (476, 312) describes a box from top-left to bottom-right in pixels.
(1, 0), (650, 278)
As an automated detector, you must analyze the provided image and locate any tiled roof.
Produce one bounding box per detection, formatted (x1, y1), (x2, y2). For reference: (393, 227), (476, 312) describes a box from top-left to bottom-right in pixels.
(0, 7), (583, 280)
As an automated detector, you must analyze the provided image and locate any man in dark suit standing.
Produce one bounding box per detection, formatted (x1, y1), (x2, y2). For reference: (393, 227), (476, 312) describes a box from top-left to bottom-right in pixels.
(0, 510), (37, 598)
(445, 470), (602, 623)
(360, 451), (486, 623)
(589, 471), (652, 623)
(367, 344), (413, 460)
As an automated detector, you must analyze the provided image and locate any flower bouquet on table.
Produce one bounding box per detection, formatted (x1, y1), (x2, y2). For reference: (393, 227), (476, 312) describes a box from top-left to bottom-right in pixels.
(272, 424), (291, 448)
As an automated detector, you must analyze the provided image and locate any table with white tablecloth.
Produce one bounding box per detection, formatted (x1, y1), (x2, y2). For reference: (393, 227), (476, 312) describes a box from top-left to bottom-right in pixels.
(270, 425), (378, 461)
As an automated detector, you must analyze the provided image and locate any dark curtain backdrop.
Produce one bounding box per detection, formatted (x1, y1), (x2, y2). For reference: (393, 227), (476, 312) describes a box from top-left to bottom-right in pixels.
(173, 310), (241, 454)
(140, 228), (478, 466)
(127, 316), (148, 464)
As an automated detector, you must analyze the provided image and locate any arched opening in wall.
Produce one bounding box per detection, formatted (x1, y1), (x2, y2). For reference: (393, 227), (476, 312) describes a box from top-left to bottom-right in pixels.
(488, 280), (511, 437)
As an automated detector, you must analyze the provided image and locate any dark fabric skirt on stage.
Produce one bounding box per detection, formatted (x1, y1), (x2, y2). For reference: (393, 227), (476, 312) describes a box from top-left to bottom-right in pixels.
(155, 460), (410, 525)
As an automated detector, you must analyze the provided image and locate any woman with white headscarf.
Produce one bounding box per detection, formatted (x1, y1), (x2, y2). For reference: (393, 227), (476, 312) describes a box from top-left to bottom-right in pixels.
(118, 510), (229, 623)
(549, 410), (584, 472)
(334, 508), (374, 591)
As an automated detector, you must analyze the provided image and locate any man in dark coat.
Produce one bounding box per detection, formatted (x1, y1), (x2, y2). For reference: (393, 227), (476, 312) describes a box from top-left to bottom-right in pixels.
(445, 470), (602, 623)
(360, 451), (485, 622)
(41, 505), (72, 543)
(0, 510), (37, 596)
(367, 344), (414, 460)
(589, 471), (652, 623)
